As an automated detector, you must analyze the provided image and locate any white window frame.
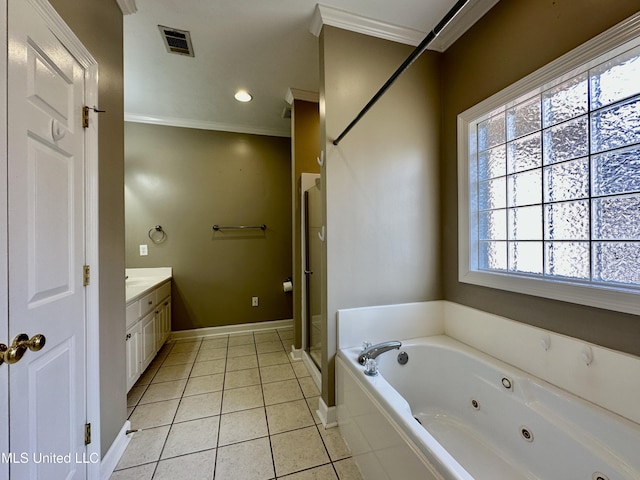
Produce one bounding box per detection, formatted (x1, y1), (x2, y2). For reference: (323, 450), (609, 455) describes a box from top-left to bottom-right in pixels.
(458, 12), (640, 316)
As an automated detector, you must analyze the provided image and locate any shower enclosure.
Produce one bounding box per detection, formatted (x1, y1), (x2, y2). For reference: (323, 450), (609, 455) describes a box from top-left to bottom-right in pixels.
(301, 173), (322, 371)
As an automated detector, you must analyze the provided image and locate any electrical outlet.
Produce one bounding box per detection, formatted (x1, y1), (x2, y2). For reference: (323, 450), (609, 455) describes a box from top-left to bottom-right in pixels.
(251, 296), (259, 307)
(139, 244), (148, 256)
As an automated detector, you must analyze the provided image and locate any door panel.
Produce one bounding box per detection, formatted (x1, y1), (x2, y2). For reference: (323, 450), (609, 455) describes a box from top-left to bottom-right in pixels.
(8, 1), (87, 479)
(27, 138), (75, 304)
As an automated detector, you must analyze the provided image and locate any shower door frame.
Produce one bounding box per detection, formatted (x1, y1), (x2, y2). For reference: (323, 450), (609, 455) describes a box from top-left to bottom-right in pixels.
(299, 173), (322, 389)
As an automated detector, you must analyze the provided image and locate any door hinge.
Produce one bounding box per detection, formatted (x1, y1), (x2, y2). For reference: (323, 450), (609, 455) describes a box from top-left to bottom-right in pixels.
(82, 105), (106, 128)
(83, 265), (90, 286)
(82, 106), (90, 128)
(84, 423), (91, 445)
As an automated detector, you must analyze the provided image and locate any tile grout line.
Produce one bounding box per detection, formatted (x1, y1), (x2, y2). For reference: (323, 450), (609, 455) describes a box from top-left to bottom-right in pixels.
(210, 334), (230, 480)
(255, 332), (278, 480)
(156, 339), (208, 476)
(120, 327), (360, 480)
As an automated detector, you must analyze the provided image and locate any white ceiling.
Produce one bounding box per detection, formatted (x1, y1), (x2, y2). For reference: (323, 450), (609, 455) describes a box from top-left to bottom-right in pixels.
(123, 0), (498, 137)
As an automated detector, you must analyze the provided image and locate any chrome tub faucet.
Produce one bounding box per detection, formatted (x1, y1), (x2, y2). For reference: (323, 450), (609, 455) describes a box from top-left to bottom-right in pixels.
(358, 341), (402, 376)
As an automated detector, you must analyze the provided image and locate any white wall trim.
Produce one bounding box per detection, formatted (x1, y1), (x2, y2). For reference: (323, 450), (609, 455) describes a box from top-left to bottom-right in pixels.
(169, 319), (294, 342)
(429, 0), (500, 52)
(310, 4), (424, 47)
(317, 397), (338, 429)
(0, 1), (8, 478)
(290, 346), (303, 361)
(285, 88), (319, 105)
(27, 1), (102, 477)
(302, 350), (322, 391)
(310, 1), (499, 51)
(124, 112), (291, 138)
(116, 0), (137, 15)
(100, 421), (131, 480)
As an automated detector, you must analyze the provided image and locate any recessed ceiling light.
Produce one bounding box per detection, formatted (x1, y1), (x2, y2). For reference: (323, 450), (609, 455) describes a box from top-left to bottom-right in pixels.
(234, 90), (252, 102)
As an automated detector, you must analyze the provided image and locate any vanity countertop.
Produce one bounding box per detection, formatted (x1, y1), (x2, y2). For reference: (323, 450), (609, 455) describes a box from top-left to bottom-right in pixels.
(126, 267), (172, 303)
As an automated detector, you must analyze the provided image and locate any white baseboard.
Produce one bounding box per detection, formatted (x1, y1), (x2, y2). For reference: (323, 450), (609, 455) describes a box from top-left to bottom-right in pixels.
(301, 350), (322, 393)
(100, 421), (131, 480)
(317, 397), (337, 429)
(290, 346), (303, 361)
(169, 318), (293, 342)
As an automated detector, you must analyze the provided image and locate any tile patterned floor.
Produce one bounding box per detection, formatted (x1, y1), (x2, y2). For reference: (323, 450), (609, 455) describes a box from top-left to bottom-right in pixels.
(111, 328), (364, 480)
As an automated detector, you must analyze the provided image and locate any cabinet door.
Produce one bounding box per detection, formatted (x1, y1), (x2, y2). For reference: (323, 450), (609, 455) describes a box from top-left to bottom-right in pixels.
(156, 297), (171, 351)
(126, 323), (141, 392)
(155, 303), (165, 352)
(140, 311), (156, 372)
(164, 298), (171, 343)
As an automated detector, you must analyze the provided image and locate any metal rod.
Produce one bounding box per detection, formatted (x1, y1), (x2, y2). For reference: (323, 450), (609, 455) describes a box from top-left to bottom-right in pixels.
(212, 224), (266, 231)
(332, 0), (470, 146)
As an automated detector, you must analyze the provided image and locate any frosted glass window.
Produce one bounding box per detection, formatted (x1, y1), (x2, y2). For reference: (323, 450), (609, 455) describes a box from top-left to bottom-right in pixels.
(591, 145), (640, 197)
(543, 158), (589, 203)
(544, 200), (589, 240)
(593, 242), (640, 285)
(591, 97), (640, 153)
(478, 114), (506, 151)
(507, 133), (542, 174)
(479, 209), (507, 240)
(478, 145), (506, 180)
(465, 26), (640, 293)
(508, 242), (542, 274)
(542, 73), (588, 127)
(508, 170), (541, 207)
(479, 177), (506, 210)
(508, 206), (542, 240)
(543, 116), (589, 165)
(479, 241), (507, 270)
(545, 242), (590, 279)
(507, 97), (541, 140)
(591, 45), (640, 109)
(592, 195), (640, 240)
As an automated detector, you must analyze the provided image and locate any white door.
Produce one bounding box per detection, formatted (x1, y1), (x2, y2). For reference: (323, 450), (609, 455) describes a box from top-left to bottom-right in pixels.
(7, 0), (88, 478)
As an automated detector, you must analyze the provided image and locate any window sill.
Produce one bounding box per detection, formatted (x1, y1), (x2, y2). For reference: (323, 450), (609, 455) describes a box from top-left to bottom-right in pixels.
(459, 268), (640, 316)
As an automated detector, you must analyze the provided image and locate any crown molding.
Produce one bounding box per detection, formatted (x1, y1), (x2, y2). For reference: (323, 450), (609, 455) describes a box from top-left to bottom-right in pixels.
(116, 0), (137, 15)
(285, 88), (319, 105)
(124, 113), (291, 138)
(310, 0), (499, 52)
(429, 0), (500, 52)
(310, 4), (424, 46)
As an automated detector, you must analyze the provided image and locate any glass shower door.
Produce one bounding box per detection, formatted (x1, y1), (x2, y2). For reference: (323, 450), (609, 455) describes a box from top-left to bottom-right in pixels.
(304, 180), (322, 371)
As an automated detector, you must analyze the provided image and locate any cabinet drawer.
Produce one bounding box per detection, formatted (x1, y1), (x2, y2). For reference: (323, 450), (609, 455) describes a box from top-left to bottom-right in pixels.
(156, 281), (171, 302)
(126, 301), (139, 329)
(139, 291), (156, 317)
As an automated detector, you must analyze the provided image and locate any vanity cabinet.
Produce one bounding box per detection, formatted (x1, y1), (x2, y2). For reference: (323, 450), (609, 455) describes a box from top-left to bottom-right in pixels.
(126, 280), (171, 391)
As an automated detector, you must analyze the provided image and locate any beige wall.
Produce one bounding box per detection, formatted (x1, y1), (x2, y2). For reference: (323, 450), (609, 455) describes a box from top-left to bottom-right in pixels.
(291, 99), (320, 348)
(441, 0), (640, 357)
(49, 0), (126, 457)
(125, 122), (292, 330)
(321, 27), (442, 404)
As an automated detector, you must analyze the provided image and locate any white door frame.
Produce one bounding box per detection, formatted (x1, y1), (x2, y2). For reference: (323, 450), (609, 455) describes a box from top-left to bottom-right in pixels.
(2, 1), (101, 478)
(0, 2), (9, 479)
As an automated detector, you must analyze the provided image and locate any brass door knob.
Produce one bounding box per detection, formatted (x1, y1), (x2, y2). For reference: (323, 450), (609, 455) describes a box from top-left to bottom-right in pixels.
(0, 333), (46, 366)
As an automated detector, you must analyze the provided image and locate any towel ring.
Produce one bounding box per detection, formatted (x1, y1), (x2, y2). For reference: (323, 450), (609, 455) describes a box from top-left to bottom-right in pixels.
(148, 225), (167, 243)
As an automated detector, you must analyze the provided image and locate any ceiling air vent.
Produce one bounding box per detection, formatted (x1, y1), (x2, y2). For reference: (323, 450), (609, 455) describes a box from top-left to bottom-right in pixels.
(158, 25), (194, 57)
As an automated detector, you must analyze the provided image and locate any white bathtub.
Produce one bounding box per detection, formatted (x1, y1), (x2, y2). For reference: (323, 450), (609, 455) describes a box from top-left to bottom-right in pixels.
(337, 335), (640, 480)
